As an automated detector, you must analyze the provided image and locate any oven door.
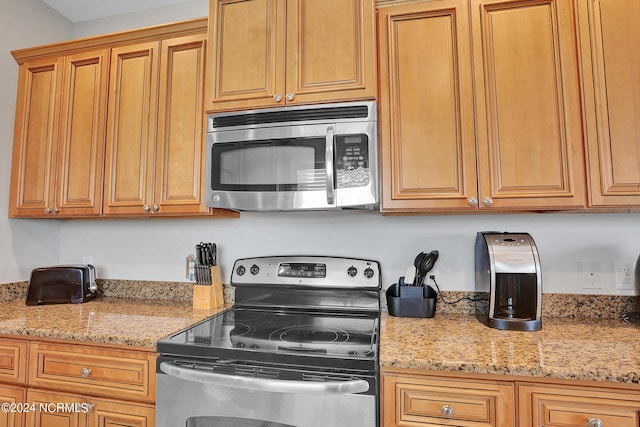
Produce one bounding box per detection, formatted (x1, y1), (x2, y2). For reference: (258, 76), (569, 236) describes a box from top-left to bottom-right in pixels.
(156, 359), (377, 427)
(205, 121), (377, 211)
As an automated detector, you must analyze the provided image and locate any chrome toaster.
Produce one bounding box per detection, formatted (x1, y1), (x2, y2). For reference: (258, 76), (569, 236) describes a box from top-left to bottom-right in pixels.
(26, 264), (97, 306)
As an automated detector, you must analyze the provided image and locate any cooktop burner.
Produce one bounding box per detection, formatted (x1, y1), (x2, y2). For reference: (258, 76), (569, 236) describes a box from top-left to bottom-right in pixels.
(157, 307), (379, 371)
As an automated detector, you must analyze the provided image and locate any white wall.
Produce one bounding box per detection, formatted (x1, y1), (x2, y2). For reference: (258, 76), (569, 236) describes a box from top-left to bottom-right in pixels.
(0, 0), (72, 282)
(59, 212), (640, 295)
(72, 0), (207, 38)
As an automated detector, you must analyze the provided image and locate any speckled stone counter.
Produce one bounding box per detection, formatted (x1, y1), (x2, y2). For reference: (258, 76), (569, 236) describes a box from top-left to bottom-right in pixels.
(0, 297), (229, 349)
(381, 312), (640, 384)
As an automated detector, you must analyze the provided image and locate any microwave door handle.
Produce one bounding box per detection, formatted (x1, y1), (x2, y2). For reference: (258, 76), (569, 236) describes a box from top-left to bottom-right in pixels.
(325, 126), (336, 205)
(159, 362), (369, 395)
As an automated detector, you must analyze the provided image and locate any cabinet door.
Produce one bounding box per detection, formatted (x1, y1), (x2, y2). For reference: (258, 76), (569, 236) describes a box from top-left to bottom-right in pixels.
(87, 399), (154, 427)
(25, 390), (87, 427)
(285, 0), (376, 105)
(103, 42), (159, 215)
(382, 372), (515, 427)
(205, 0), (286, 111)
(378, 0), (478, 212)
(471, 0), (587, 210)
(578, 0), (640, 206)
(518, 384), (640, 427)
(154, 34), (210, 216)
(56, 50), (109, 217)
(9, 56), (63, 218)
(0, 384), (25, 427)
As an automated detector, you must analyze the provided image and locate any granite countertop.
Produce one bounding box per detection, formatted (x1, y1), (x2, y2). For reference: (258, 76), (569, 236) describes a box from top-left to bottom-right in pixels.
(0, 297), (229, 350)
(381, 312), (640, 384)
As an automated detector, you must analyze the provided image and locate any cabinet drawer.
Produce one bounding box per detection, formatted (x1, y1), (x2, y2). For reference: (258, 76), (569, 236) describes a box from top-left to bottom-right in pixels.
(0, 337), (28, 384)
(28, 342), (155, 402)
(519, 384), (640, 427)
(382, 372), (515, 427)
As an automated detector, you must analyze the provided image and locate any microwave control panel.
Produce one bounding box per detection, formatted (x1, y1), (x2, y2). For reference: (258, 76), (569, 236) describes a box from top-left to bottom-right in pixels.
(335, 134), (369, 188)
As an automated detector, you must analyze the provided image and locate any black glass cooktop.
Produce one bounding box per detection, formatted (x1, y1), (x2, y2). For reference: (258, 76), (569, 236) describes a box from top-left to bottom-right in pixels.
(157, 308), (379, 371)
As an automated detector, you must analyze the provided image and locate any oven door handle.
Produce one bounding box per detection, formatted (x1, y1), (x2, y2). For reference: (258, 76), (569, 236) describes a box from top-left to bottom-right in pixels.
(325, 126), (335, 205)
(159, 361), (369, 395)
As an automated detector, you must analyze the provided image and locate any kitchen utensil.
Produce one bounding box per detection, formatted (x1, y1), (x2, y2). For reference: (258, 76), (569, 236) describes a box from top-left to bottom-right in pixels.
(413, 252), (425, 287)
(405, 266), (416, 287)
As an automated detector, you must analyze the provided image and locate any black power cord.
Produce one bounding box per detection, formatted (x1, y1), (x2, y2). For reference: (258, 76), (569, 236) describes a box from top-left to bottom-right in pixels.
(429, 274), (488, 305)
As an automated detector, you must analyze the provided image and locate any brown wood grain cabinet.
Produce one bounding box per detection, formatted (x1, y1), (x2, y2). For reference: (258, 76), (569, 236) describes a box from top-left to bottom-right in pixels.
(577, 0), (640, 207)
(205, 0), (376, 112)
(0, 384), (25, 427)
(378, 0), (588, 213)
(103, 34), (214, 217)
(0, 337), (155, 427)
(9, 50), (108, 218)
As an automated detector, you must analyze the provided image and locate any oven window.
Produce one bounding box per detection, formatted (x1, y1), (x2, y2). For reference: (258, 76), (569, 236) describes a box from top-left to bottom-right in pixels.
(211, 138), (325, 192)
(187, 416), (296, 427)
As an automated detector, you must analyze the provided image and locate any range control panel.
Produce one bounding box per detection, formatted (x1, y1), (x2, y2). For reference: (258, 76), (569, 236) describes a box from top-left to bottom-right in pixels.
(231, 256), (380, 290)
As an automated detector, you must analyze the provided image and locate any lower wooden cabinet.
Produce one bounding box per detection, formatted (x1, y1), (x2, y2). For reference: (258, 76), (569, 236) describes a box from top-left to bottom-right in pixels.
(383, 370), (640, 427)
(23, 389), (154, 427)
(0, 384), (26, 427)
(518, 383), (640, 427)
(382, 371), (515, 427)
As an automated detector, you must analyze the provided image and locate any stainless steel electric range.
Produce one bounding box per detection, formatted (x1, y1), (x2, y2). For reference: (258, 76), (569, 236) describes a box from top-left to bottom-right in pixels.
(156, 256), (381, 427)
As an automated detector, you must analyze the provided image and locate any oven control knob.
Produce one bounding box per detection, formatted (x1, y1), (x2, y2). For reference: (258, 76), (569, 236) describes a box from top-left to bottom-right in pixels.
(250, 264), (260, 275)
(235, 265), (246, 276)
(364, 268), (375, 279)
(347, 266), (358, 277)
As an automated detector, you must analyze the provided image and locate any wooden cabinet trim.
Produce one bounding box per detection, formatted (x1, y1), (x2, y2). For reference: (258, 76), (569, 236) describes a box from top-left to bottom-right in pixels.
(11, 18), (208, 63)
(0, 338), (28, 385)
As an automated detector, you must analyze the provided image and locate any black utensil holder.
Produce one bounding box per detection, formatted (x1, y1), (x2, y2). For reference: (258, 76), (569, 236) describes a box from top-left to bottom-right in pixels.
(386, 283), (437, 318)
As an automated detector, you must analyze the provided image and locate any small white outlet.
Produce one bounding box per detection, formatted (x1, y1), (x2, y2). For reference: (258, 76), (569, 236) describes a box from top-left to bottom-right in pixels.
(82, 255), (94, 265)
(581, 261), (602, 289)
(615, 261), (634, 290)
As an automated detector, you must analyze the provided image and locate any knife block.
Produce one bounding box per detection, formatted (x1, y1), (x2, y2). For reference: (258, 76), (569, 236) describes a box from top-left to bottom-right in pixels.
(193, 266), (224, 310)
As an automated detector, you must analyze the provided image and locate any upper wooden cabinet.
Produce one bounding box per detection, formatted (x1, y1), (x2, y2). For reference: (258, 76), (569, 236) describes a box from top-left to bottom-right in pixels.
(9, 49), (108, 218)
(103, 34), (215, 216)
(10, 19), (237, 219)
(578, 0), (640, 207)
(379, 0), (588, 213)
(205, 0), (376, 112)
(471, 0), (587, 211)
(378, 0), (478, 212)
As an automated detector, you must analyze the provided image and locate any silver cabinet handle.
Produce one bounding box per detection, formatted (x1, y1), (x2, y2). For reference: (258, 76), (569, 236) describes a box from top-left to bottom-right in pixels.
(325, 126), (336, 205)
(152, 204), (159, 212)
(483, 197), (494, 206)
(143, 205), (151, 212)
(274, 94), (282, 102)
(52, 207), (60, 214)
(81, 368), (92, 378)
(285, 93), (295, 101)
(44, 208), (53, 214)
(468, 197), (478, 206)
(160, 361), (369, 395)
(441, 405), (454, 417)
(588, 418), (603, 427)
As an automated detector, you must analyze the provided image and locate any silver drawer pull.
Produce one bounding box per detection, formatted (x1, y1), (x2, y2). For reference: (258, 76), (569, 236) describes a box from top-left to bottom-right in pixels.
(588, 418), (603, 427)
(81, 368), (92, 378)
(441, 405), (454, 417)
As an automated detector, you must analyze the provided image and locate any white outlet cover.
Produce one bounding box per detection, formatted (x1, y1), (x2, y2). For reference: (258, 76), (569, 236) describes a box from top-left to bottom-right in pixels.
(615, 261), (634, 290)
(581, 261), (602, 289)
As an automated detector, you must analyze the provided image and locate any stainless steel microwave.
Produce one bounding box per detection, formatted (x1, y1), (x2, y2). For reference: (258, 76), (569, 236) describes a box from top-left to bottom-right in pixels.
(205, 102), (379, 211)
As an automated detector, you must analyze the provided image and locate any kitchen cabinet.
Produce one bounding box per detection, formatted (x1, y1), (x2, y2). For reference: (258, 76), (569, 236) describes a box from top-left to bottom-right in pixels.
(9, 49), (108, 218)
(205, 0), (376, 112)
(0, 384), (25, 427)
(382, 371), (515, 426)
(518, 383), (640, 427)
(378, 0), (587, 212)
(577, 0), (640, 207)
(103, 34), (212, 216)
(0, 338), (155, 427)
(10, 19), (239, 220)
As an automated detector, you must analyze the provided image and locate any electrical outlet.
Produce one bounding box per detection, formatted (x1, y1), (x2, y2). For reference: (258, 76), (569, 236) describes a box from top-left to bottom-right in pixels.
(615, 261), (634, 290)
(581, 261), (602, 289)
